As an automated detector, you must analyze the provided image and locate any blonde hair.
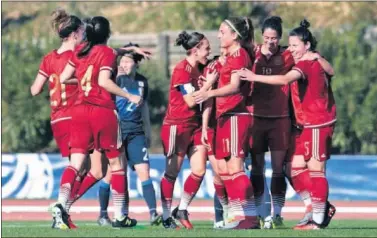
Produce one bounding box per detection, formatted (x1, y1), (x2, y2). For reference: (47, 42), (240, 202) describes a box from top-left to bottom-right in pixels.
(51, 8), (70, 35)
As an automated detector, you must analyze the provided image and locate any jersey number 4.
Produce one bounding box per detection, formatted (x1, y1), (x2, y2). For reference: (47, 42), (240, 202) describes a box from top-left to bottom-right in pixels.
(81, 65), (93, 96)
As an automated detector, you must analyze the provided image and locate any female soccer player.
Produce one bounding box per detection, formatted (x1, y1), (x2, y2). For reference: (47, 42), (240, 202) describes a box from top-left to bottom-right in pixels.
(30, 9), (106, 229)
(97, 43), (162, 227)
(248, 16), (295, 228)
(198, 50), (228, 228)
(56, 16), (141, 229)
(238, 19), (337, 230)
(160, 31), (211, 229)
(193, 17), (259, 230)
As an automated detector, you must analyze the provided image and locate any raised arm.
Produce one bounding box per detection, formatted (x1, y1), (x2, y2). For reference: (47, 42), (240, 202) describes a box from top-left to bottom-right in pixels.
(306, 52), (334, 76)
(193, 72), (240, 104)
(60, 63), (76, 84)
(238, 68), (302, 86)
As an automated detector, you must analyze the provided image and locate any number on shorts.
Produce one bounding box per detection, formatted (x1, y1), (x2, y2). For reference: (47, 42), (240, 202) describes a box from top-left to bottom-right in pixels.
(49, 74), (66, 107)
(223, 138), (230, 153)
(142, 147), (149, 161)
(81, 65), (93, 96)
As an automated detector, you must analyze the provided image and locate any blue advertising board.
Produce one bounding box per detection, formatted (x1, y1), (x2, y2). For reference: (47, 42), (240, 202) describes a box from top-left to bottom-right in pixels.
(2, 154), (376, 200)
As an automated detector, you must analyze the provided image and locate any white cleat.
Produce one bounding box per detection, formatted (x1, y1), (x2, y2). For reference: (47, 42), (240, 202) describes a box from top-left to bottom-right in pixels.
(213, 220), (225, 229)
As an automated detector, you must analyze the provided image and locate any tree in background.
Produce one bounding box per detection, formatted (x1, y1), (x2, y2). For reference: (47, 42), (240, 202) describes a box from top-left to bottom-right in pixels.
(1, 2), (376, 154)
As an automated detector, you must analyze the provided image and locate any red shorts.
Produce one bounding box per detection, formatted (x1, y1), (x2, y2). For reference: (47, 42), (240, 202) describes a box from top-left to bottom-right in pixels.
(215, 114), (251, 160)
(192, 127), (216, 156)
(251, 117), (291, 154)
(70, 104), (120, 158)
(248, 115), (254, 151)
(287, 126), (334, 162)
(51, 119), (71, 157)
(160, 124), (197, 157)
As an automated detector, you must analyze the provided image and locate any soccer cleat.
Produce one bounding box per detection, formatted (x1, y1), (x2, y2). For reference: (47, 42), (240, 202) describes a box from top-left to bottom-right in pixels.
(150, 212), (163, 226)
(321, 201), (336, 228)
(162, 217), (180, 229)
(51, 204), (70, 230)
(112, 216), (137, 228)
(294, 205), (313, 229)
(232, 216), (260, 230)
(294, 221), (321, 230)
(257, 216), (265, 228)
(213, 220), (225, 229)
(67, 215), (78, 229)
(172, 207), (193, 229)
(97, 216), (112, 227)
(272, 215), (284, 229)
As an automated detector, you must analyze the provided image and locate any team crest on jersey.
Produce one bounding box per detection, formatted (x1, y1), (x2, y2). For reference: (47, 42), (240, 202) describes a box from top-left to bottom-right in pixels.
(138, 81), (145, 87)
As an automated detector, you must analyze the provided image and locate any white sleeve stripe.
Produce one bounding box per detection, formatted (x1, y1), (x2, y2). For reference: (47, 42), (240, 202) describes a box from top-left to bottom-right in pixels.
(68, 60), (75, 67)
(38, 70), (48, 77)
(100, 66), (113, 72)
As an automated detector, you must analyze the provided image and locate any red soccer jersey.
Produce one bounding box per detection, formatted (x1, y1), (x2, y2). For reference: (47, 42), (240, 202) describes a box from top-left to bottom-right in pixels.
(163, 59), (201, 125)
(250, 45), (295, 117)
(216, 47), (252, 118)
(69, 44), (117, 109)
(38, 50), (78, 121)
(202, 59), (223, 128)
(291, 60), (337, 128)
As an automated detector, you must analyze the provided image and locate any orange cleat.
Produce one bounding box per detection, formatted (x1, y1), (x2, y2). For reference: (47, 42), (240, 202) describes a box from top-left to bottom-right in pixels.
(67, 215), (78, 229)
(172, 207), (193, 229)
(294, 221), (321, 230)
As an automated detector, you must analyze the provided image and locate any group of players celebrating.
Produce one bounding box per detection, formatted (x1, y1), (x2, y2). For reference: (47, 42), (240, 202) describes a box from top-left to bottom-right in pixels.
(31, 8), (337, 231)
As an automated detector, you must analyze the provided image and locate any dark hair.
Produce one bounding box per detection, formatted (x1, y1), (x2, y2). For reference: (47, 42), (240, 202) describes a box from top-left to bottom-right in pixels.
(51, 8), (82, 39)
(175, 31), (205, 55)
(262, 16), (283, 38)
(78, 16), (111, 58)
(225, 17), (255, 59)
(289, 19), (317, 51)
(120, 42), (144, 64)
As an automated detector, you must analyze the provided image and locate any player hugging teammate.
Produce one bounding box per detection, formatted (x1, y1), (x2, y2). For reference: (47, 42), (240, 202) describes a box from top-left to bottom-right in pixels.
(33, 8), (337, 231)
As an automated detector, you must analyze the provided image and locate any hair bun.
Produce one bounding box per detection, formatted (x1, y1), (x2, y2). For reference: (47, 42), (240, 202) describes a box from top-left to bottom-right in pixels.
(300, 19), (310, 29)
(175, 31), (191, 47)
(270, 16), (282, 24)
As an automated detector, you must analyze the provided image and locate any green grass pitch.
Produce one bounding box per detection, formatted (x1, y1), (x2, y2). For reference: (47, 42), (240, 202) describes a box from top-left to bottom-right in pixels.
(2, 220), (377, 237)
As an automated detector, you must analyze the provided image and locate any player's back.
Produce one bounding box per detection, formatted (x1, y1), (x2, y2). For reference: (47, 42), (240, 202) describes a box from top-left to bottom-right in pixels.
(39, 50), (78, 120)
(70, 44), (116, 109)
